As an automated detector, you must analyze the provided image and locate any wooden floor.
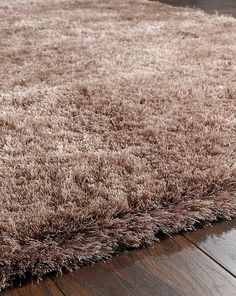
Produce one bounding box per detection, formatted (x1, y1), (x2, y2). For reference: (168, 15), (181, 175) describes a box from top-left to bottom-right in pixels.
(2, 219), (236, 296)
(157, 0), (236, 18)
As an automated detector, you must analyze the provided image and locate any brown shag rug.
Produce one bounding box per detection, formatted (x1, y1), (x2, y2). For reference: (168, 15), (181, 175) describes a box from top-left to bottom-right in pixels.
(0, 0), (236, 290)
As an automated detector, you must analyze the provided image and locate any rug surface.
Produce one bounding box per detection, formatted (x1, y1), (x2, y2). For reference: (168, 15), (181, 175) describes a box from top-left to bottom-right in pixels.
(0, 0), (236, 290)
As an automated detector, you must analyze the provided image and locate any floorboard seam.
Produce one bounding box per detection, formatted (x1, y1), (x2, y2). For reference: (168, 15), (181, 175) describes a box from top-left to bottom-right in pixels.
(50, 278), (68, 296)
(183, 234), (236, 279)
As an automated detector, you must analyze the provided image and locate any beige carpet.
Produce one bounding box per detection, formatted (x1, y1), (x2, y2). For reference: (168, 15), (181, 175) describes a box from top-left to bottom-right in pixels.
(0, 0), (236, 290)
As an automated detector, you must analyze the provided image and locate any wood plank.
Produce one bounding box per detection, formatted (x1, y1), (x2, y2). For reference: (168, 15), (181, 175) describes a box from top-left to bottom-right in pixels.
(1, 279), (64, 296)
(184, 219), (236, 276)
(53, 235), (236, 296)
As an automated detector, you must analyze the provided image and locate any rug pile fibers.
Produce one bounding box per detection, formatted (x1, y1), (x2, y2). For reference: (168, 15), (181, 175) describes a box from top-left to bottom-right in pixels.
(0, 0), (236, 290)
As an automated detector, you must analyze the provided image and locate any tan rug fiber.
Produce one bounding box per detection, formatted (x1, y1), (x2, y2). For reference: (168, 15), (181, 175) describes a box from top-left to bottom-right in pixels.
(0, 0), (236, 290)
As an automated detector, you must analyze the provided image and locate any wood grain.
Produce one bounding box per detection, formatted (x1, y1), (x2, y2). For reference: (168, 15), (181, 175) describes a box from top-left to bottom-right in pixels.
(53, 235), (236, 296)
(1, 279), (64, 296)
(184, 219), (236, 276)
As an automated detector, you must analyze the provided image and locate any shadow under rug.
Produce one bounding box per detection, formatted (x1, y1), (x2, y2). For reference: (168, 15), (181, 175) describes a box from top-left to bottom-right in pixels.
(0, 0), (236, 291)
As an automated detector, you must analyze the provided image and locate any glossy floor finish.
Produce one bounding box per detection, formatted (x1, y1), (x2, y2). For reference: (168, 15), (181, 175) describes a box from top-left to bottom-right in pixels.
(155, 0), (236, 17)
(2, 219), (236, 296)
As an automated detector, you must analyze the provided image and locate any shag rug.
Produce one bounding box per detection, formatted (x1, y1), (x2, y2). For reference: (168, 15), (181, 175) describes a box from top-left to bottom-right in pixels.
(0, 0), (236, 290)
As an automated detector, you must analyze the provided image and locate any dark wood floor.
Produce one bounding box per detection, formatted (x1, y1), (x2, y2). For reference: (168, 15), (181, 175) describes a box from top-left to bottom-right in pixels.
(2, 219), (236, 296)
(156, 0), (236, 18)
